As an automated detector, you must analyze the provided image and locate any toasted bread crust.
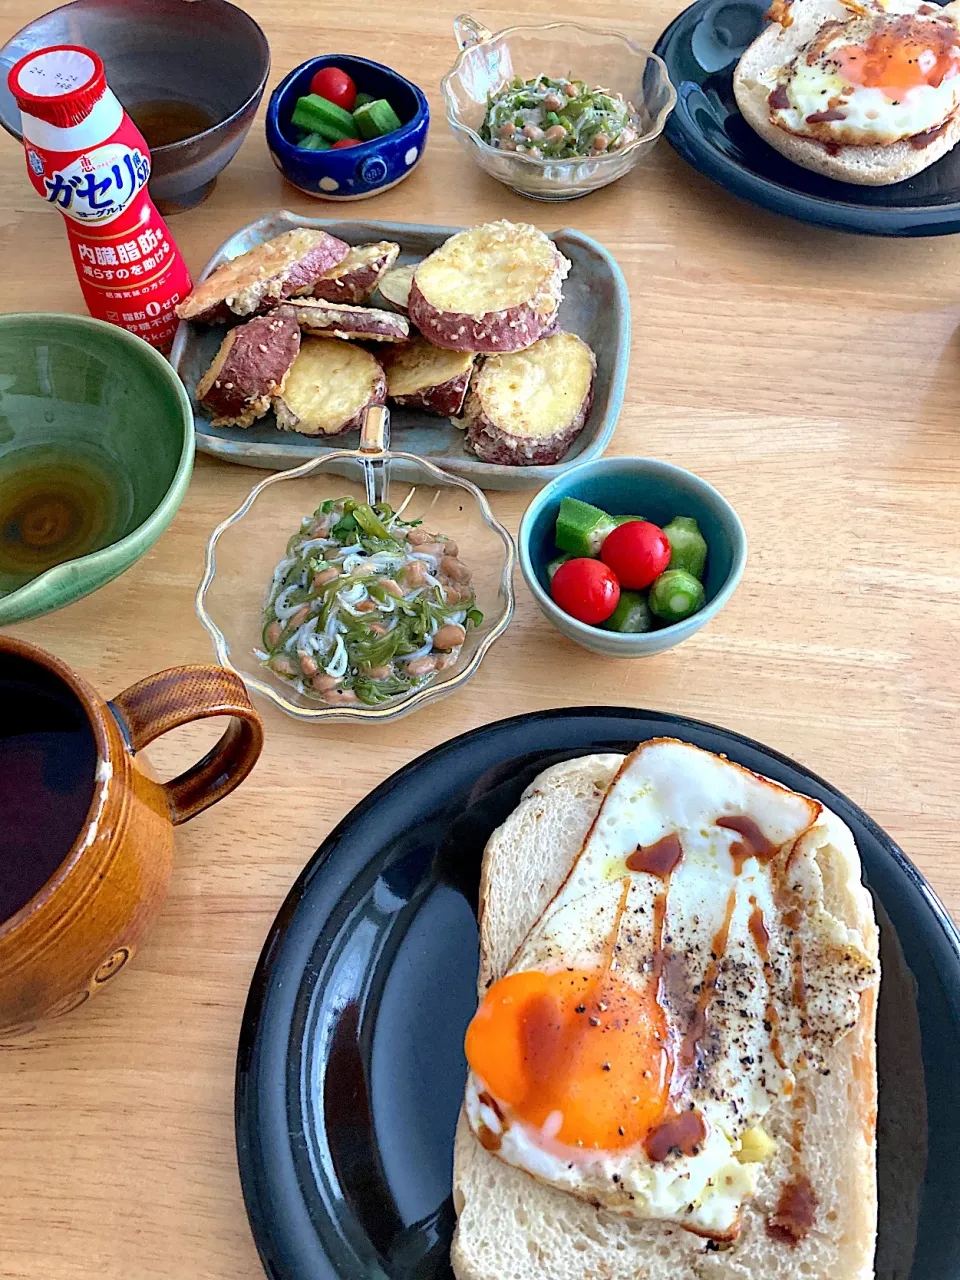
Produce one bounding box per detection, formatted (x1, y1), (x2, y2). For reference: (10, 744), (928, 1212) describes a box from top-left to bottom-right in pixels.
(733, 0), (960, 184)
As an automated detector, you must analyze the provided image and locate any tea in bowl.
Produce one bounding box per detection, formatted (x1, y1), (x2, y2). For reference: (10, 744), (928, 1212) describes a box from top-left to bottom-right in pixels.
(0, 313), (194, 626)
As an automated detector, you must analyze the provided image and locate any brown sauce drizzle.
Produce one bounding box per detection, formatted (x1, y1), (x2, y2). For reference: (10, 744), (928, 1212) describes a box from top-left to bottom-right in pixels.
(716, 815), (777, 875)
(766, 0), (794, 28)
(627, 835), (684, 984)
(766, 1002), (788, 1070)
(766, 1174), (818, 1245)
(626, 832), (683, 877)
(476, 1123), (501, 1151)
(911, 119), (949, 149)
(805, 108), (846, 123)
(478, 1091), (504, 1121)
(603, 876), (633, 972)
(747, 895), (788, 1069)
(748, 900), (770, 959)
(793, 955), (807, 1010)
(651, 888), (668, 983)
(644, 1107), (707, 1163)
(781, 906), (808, 1017)
(476, 1091), (505, 1152)
(768, 83), (790, 111)
(677, 887), (737, 1074)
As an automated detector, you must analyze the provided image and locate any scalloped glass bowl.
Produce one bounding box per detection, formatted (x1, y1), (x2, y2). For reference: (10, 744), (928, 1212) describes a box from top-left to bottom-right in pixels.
(441, 15), (676, 201)
(196, 432), (516, 723)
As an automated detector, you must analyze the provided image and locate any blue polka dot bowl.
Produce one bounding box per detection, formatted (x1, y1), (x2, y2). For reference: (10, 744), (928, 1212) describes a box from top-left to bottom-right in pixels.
(266, 55), (429, 202)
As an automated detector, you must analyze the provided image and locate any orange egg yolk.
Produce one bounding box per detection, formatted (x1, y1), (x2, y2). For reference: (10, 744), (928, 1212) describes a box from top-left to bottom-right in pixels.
(833, 18), (960, 97)
(464, 968), (669, 1151)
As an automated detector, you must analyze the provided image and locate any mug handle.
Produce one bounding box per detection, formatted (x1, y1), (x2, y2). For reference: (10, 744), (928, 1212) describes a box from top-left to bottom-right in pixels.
(453, 13), (493, 49)
(109, 665), (264, 827)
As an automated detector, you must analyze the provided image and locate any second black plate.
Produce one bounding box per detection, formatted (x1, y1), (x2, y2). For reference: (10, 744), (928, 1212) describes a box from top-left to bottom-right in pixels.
(235, 708), (960, 1280)
(654, 0), (960, 235)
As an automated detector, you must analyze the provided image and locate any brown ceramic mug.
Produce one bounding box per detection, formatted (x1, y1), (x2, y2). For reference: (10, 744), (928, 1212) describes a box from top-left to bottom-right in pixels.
(0, 637), (264, 1037)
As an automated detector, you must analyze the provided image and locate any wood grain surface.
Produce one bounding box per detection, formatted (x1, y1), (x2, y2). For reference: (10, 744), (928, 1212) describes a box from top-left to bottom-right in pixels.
(1, 1), (958, 1277)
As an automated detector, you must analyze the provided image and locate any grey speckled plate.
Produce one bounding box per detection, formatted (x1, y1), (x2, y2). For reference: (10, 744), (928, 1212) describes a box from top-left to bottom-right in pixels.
(169, 211), (630, 491)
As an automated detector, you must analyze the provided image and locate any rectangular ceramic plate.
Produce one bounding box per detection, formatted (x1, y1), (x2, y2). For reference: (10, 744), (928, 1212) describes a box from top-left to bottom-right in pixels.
(169, 211), (630, 491)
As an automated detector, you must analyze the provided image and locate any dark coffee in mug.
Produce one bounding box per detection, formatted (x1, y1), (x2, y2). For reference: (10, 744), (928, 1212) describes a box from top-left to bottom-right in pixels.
(0, 654), (97, 925)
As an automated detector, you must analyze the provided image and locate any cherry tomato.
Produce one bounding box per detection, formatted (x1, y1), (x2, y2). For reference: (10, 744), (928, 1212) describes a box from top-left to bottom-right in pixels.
(551, 558), (620, 625)
(309, 66), (357, 111)
(331, 138), (361, 148)
(600, 520), (670, 590)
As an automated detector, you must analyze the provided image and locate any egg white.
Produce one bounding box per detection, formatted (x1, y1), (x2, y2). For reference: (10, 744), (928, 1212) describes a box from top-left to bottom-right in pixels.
(770, 5), (960, 144)
(463, 1070), (759, 1236)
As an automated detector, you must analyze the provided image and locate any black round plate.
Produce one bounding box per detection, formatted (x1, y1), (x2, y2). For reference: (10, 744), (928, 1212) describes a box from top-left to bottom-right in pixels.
(654, 0), (960, 235)
(235, 708), (960, 1280)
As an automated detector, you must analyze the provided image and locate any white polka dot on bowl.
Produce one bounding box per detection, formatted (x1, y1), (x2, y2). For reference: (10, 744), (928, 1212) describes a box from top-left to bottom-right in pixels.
(404, 147), (418, 166)
(319, 176), (339, 192)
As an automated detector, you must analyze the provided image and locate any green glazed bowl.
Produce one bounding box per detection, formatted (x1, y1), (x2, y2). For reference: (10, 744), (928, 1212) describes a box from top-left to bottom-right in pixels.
(0, 313), (194, 625)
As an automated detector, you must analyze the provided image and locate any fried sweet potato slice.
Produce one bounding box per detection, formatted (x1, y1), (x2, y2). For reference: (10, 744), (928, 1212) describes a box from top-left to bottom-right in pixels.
(196, 307), (301, 428)
(177, 229), (350, 323)
(274, 338), (387, 437)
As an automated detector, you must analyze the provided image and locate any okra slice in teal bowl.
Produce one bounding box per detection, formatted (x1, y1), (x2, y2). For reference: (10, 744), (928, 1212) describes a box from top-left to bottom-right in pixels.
(518, 457), (746, 657)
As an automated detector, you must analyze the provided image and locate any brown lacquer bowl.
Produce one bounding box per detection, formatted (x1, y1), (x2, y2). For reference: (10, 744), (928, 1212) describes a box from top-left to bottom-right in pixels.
(0, 0), (270, 212)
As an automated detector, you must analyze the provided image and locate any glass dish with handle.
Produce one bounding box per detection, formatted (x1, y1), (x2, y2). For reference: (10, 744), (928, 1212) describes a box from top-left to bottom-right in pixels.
(441, 13), (676, 201)
(196, 405), (516, 723)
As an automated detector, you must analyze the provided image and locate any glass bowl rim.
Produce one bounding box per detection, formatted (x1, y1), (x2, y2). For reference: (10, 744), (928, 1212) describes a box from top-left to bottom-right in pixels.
(440, 19), (677, 168)
(195, 448), (518, 723)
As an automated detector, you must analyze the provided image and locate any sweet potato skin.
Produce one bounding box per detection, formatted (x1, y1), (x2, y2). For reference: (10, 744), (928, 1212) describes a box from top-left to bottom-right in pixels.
(309, 242), (401, 304)
(407, 279), (560, 354)
(391, 367), (474, 417)
(463, 382), (593, 465)
(288, 299), (410, 343)
(196, 307), (301, 428)
(461, 334), (596, 465)
(274, 340), (387, 437)
(177, 229), (351, 323)
(383, 339), (476, 417)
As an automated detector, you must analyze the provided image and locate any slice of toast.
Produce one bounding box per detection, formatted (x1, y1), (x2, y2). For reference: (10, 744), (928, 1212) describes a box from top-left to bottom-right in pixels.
(452, 751), (879, 1280)
(733, 0), (960, 185)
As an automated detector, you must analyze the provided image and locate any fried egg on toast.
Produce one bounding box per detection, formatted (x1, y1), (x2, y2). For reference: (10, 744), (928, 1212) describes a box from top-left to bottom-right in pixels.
(734, 0), (960, 183)
(452, 743), (880, 1280)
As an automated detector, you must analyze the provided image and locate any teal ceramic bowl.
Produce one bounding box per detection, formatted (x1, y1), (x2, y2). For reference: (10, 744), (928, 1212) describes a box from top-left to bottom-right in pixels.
(0, 314), (194, 625)
(519, 457), (747, 657)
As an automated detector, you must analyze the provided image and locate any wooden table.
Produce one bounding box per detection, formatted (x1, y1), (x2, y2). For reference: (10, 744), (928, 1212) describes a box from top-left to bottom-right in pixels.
(2, 0), (958, 1275)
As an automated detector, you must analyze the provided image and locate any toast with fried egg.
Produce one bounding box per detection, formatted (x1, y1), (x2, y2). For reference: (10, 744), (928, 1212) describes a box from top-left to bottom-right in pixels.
(451, 743), (880, 1280)
(734, 0), (960, 184)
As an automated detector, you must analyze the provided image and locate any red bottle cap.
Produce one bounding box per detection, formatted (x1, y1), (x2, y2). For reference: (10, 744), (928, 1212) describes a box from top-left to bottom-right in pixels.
(8, 45), (107, 128)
